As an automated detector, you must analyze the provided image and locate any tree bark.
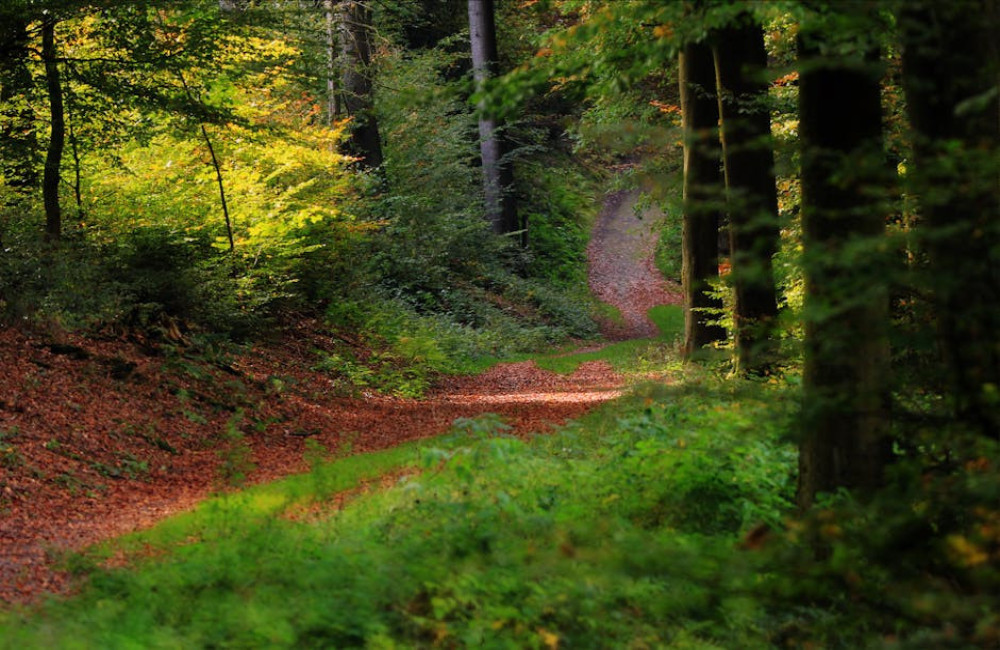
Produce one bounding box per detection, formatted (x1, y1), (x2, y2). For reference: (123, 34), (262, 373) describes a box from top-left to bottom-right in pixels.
(468, 0), (517, 235)
(337, 0), (384, 170)
(713, 16), (780, 374)
(899, 0), (1000, 438)
(797, 14), (892, 509)
(679, 42), (726, 357)
(42, 17), (65, 241)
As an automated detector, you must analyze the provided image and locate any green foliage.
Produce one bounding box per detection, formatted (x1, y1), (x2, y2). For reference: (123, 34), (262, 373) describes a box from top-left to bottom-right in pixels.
(216, 411), (255, 490)
(90, 453), (149, 481)
(520, 160), (598, 288)
(757, 429), (1000, 648)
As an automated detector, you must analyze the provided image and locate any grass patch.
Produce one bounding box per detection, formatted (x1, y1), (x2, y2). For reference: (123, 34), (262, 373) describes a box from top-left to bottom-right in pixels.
(533, 304), (684, 374)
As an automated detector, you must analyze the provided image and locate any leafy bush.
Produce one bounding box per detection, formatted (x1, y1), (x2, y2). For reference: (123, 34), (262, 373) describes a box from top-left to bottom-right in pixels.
(756, 429), (1000, 649)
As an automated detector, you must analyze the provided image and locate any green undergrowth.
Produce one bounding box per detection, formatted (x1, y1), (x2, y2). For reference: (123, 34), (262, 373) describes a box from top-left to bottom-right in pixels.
(0, 357), (802, 648)
(531, 304), (684, 374)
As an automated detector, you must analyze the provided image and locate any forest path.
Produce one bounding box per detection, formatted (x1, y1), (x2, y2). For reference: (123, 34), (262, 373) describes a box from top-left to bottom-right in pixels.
(0, 188), (675, 605)
(588, 188), (682, 339)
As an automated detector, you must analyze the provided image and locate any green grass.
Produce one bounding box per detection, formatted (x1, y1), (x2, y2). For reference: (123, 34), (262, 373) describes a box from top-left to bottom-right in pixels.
(532, 304), (684, 374)
(0, 347), (804, 649)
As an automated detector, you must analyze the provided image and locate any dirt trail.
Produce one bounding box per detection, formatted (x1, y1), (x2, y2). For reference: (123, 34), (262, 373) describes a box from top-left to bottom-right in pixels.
(0, 187), (676, 605)
(588, 189), (681, 339)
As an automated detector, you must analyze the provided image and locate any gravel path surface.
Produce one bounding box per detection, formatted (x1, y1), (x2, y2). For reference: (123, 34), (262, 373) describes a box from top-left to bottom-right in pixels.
(588, 189), (682, 339)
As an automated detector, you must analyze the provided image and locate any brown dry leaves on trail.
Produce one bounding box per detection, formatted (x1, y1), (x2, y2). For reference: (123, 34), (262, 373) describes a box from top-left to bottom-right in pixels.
(0, 186), (679, 605)
(0, 325), (623, 604)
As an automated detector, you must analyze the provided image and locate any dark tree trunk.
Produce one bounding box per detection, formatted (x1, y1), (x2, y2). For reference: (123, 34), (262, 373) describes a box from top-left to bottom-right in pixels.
(0, 13), (39, 195)
(797, 15), (892, 509)
(679, 42), (726, 357)
(713, 16), (780, 374)
(468, 0), (517, 235)
(42, 17), (64, 241)
(899, 0), (1000, 438)
(337, 0), (383, 170)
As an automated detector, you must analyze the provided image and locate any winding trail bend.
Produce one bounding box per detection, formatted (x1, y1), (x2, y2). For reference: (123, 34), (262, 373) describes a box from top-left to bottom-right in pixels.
(0, 187), (679, 605)
(588, 189), (682, 339)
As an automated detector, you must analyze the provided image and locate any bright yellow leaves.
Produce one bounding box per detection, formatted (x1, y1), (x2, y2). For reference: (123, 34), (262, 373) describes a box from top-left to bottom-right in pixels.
(653, 24), (673, 40)
(649, 100), (681, 116)
(773, 71), (799, 87)
(538, 627), (560, 649)
(947, 534), (990, 567)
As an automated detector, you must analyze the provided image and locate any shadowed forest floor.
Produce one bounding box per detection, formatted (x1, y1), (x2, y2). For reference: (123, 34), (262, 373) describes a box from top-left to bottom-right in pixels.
(0, 188), (680, 604)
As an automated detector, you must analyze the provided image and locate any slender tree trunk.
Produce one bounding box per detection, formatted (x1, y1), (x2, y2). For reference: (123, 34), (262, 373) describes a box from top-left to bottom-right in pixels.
(67, 101), (84, 221)
(42, 17), (64, 241)
(325, 0), (340, 125)
(797, 14), (892, 509)
(175, 70), (235, 252)
(679, 42), (726, 357)
(337, 0), (383, 170)
(0, 14), (39, 195)
(899, 0), (1000, 438)
(200, 124), (235, 253)
(64, 64), (84, 221)
(713, 16), (780, 375)
(468, 0), (517, 235)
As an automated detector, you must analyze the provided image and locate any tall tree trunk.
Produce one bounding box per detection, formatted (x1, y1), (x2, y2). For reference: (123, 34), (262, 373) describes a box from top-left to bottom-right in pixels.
(899, 0), (1000, 438)
(0, 13), (39, 196)
(42, 17), (64, 241)
(325, 0), (340, 125)
(679, 42), (726, 357)
(337, 0), (383, 170)
(468, 0), (517, 235)
(797, 13), (892, 509)
(713, 15), (780, 375)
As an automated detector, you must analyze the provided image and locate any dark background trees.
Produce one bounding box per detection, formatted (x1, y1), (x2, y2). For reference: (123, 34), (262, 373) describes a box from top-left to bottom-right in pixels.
(899, 0), (1000, 438)
(796, 6), (892, 508)
(0, 6), (39, 201)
